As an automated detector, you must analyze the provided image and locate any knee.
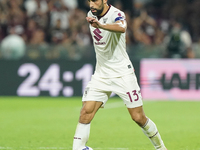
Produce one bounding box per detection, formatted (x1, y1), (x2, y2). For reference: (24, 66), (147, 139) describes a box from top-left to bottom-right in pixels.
(79, 106), (95, 124)
(131, 114), (147, 127)
(81, 104), (95, 115)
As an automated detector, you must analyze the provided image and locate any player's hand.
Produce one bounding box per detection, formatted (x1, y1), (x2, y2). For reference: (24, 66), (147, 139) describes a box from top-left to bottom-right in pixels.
(86, 17), (102, 28)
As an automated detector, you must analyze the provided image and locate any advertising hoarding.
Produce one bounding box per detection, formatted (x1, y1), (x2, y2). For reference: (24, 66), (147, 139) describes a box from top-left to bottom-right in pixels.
(0, 61), (94, 96)
(140, 59), (200, 100)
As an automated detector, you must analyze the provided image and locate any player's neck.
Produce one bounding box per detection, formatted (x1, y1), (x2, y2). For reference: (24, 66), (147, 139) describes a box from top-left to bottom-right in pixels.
(99, 4), (109, 17)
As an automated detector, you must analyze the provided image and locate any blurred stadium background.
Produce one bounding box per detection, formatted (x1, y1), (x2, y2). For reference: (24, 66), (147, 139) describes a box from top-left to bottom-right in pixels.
(0, 0), (200, 149)
(0, 0), (200, 98)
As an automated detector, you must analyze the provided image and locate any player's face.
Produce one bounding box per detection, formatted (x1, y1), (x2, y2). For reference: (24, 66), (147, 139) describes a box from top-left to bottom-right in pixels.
(88, 0), (104, 16)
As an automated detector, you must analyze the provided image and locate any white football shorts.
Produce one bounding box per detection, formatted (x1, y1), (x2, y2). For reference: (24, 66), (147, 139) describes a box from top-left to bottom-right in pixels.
(82, 72), (143, 108)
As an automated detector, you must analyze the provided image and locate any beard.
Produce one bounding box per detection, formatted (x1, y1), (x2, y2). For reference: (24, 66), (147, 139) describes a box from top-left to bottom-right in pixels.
(90, 6), (104, 16)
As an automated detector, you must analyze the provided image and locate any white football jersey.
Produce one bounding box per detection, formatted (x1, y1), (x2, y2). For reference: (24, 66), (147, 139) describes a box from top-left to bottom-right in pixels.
(87, 5), (134, 78)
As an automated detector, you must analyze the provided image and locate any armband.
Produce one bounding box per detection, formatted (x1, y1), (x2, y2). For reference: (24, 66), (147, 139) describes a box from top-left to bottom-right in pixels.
(115, 17), (124, 22)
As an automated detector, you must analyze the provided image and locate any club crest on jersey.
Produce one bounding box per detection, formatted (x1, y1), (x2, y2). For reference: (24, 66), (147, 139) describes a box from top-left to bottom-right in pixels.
(93, 28), (106, 45)
(93, 28), (102, 41)
(103, 18), (108, 23)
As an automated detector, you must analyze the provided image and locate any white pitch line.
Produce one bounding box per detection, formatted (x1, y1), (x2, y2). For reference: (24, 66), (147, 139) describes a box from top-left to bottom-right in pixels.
(76, 100), (155, 111)
(0, 147), (129, 150)
(0, 147), (12, 150)
(75, 101), (125, 111)
(104, 101), (125, 109)
(37, 147), (129, 150)
(37, 147), (68, 149)
(95, 148), (129, 150)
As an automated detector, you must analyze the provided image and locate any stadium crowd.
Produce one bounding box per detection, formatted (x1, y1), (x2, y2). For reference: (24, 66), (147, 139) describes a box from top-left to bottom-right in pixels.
(0, 0), (200, 60)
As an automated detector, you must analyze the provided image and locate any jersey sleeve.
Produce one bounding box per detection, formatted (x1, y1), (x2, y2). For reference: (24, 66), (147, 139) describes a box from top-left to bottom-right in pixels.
(111, 10), (126, 23)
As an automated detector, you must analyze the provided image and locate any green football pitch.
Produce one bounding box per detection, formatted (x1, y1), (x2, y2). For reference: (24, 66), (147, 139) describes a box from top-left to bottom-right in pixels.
(0, 97), (200, 150)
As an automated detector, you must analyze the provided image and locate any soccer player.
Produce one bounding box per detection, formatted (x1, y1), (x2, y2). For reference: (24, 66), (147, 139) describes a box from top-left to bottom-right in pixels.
(73, 0), (167, 150)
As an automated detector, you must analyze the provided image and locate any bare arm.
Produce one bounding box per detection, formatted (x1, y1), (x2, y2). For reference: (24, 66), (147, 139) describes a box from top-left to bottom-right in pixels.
(86, 16), (127, 33)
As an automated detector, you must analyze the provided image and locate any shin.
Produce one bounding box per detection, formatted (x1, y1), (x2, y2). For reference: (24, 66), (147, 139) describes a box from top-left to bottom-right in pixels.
(73, 101), (102, 150)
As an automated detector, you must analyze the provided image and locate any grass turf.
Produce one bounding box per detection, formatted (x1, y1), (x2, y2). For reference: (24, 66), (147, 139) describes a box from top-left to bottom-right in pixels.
(0, 97), (200, 150)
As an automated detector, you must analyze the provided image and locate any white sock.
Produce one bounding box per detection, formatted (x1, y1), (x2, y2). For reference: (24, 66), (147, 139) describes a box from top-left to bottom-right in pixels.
(142, 118), (166, 150)
(73, 123), (90, 150)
